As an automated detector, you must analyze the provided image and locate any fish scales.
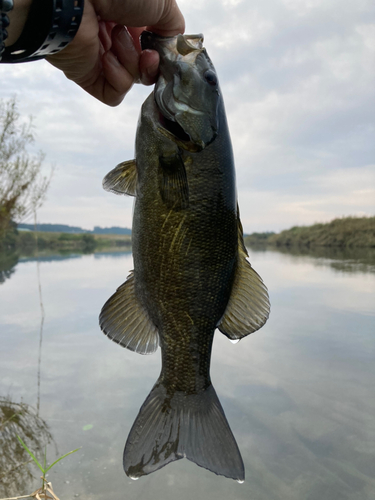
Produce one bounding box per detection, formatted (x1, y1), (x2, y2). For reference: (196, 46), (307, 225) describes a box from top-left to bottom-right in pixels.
(100, 31), (270, 481)
(134, 99), (237, 394)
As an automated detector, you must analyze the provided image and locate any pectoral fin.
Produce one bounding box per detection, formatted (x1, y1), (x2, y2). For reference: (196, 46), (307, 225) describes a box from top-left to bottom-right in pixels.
(102, 159), (137, 196)
(99, 272), (159, 354)
(218, 217), (270, 340)
(159, 152), (189, 210)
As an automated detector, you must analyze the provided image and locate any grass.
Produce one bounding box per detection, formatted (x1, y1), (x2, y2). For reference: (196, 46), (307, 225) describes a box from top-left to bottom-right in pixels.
(90, 232), (132, 248)
(0, 436), (81, 500)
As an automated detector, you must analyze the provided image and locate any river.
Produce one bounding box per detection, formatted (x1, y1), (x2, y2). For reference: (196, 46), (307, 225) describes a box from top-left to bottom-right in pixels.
(0, 246), (374, 500)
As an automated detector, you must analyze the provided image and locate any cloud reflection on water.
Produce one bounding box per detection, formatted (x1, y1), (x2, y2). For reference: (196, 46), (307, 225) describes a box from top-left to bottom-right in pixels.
(0, 248), (374, 499)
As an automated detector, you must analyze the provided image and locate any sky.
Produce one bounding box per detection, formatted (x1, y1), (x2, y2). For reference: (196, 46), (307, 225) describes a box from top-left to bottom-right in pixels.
(0, 0), (374, 233)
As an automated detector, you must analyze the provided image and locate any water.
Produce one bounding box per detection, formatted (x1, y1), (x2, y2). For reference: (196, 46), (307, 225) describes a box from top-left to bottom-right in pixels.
(0, 247), (374, 500)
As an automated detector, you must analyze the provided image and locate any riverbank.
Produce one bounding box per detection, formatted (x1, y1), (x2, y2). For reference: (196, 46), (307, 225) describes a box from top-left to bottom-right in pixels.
(244, 216), (375, 248)
(1, 216), (374, 254)
(0, 229), (132, 253)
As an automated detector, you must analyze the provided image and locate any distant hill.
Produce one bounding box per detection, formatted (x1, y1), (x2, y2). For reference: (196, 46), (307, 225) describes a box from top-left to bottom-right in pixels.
(17, 223), (132, 235)
(92, 226), (131, 235)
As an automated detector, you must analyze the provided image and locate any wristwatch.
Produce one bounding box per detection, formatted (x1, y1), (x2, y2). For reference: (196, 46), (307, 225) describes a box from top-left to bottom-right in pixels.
(0, 0), (84, 63)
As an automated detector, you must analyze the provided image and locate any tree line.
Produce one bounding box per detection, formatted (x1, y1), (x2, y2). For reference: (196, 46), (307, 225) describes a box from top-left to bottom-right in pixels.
(244, 216), (375, 248)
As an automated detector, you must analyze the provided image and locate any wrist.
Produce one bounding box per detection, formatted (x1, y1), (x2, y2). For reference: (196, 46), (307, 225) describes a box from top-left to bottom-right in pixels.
(5, 0), (32, 46)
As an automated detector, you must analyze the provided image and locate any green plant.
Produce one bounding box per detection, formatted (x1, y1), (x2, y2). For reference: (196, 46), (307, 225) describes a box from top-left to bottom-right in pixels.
(14, 435), (80, 500)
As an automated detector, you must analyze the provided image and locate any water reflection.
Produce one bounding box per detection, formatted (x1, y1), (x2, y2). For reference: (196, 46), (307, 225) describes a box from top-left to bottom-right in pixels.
(2, 246), (374, 283)
(248, 244), (375, 274)
(0, 398), (53, 498)
(0, 250), (134, 287)
(0, 247), (374, 500)
(0, 251), (18, 284)
(0, 245), (55, 499)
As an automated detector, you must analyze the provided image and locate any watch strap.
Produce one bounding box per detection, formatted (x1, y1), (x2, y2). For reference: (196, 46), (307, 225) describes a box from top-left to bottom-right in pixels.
(1, 0), (84, 63)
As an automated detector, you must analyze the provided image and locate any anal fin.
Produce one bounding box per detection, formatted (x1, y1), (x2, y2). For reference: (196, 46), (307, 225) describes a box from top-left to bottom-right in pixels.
(99, 271), (159, 354)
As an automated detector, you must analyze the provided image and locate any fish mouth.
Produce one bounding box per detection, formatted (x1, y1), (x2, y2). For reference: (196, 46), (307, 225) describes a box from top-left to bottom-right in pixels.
(141, 31), (204, 56)
(140, 31), (174, 52)
(145, 29), (218, 151)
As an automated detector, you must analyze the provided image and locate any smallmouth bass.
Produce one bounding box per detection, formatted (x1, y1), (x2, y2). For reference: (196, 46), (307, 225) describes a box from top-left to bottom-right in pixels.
(100, 31), (270, 482)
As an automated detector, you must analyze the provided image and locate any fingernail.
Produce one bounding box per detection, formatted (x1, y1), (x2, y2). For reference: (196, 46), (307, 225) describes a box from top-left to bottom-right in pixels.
(117, 26), (137, 52)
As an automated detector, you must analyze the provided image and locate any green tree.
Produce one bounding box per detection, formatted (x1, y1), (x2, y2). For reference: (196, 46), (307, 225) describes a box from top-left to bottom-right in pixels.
(0, 97), (51, 237)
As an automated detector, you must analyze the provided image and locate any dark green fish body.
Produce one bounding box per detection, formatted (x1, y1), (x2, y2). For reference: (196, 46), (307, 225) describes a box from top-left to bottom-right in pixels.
(100, 32), (270, 481)
(133, 92), (237, 392)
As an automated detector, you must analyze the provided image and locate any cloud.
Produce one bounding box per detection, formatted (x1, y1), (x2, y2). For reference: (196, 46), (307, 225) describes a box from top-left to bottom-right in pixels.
(0, 0), (373, 231)
(238, 165), (375, 232)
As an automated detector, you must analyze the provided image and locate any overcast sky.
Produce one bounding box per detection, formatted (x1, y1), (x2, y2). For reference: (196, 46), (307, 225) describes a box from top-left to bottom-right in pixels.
(0, 0), (374, 233)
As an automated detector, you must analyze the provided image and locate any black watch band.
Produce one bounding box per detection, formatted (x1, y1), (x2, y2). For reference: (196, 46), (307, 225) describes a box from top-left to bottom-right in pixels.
(1, 0), (84, 63)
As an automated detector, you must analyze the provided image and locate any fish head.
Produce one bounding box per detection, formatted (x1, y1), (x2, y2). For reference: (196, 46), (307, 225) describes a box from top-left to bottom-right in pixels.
(141, 31), (221, 151)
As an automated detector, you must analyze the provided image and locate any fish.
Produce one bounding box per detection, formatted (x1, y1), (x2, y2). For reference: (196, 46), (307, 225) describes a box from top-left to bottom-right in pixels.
(99, 31), (270, 482)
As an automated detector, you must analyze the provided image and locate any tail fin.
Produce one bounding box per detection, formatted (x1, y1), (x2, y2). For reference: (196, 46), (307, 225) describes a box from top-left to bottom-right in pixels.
(124, 380), (244, 481)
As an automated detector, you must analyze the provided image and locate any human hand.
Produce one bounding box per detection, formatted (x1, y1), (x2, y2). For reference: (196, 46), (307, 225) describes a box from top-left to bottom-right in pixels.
(46, 0), (185, 106)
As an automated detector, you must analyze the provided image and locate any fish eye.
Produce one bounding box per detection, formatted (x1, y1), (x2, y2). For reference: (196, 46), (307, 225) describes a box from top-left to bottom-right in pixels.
(204, 70), (217, 86)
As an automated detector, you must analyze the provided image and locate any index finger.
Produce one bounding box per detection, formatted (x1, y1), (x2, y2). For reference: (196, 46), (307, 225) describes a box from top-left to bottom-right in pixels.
(146, 0), (185, 36)
(96, 0), (185, 36)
